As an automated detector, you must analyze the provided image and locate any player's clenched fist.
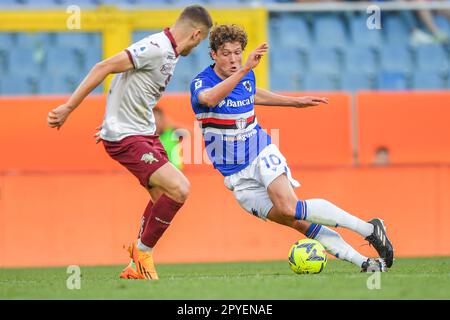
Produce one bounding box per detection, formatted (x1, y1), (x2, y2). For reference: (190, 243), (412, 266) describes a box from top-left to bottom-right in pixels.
(244, 43), (268, 71)
(47, 104), (73, 130)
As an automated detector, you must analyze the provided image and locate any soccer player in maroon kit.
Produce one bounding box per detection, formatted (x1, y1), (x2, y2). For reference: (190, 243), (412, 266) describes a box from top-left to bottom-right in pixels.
(47, 5), (213, 280)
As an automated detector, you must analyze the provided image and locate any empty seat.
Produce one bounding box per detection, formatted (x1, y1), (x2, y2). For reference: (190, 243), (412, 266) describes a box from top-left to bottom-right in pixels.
(412, 71), (446, 89)
(0, 33), (15, 50)
(55, 0), (97, 6)
(128, 0), (171, 5)
(435, 14), (450, 34)
(270, 47), (303, 71)
(166, 73), (192, 92)
(314, 15), (348, 49)
(77, 46), (102, 71)
(350, 14), (382, 49)
(0, 74), (36, 95)
(172, 0), (210, 5)
(270, 69), (301, 91)
(340, 72), (373, 91)
(376, 71), (408, 90)
(415, 44), (449, 74)
(379, 45), (412, 73)
(275, 15), (312, 50)
(55, 32), (101, 50)
(0, 50), (8, 72)
(8, 48), (44, 77)
(45, 47), (80, 76)
(383, 13), (411, 46)
(307, 46), (340, 74)
(15, 32), (54, 49)
(37, 74), (74, 94)
(344, 46), (377, 75)
(0, 0), (22, 6)
(302, 72), (337, 91)
(21, 0), (61, 6)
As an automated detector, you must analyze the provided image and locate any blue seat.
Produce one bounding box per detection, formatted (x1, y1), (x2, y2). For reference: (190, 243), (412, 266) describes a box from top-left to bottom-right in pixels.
(344, 46), (377, 75)
(21, 0), (61, 6)
(0, 0), (21, 6)
(379, 45), (412, 73)
(172, 0), (210, 5)
(376, 71), (408, 90)
(301, 72), (337, 91)
(270, 69), (301, 91)
(45, 47), (80, 76)
(275, 15), (312, 50)
(350, 14), (382, 49)
(0, 50), (8, 73)
(415, 45), (449, 73)
(307, 46), (340, 74)
(435, 14), (450, 34)
(55, 32), (101, 50)
(56, 0), (98, 6)
(132, 30), (160, 43)
(270, 48), (304, 76)
(340, 72), (373, 91)
(8, 48), (44, 77)
(15, 32), (54, 49)
(77, 46), (102, 71)
(412, 71), (446, 89)
(37, 74), (74, 94)
(314, 15), (348, 49)
(97, 0), (128, 4)
(166, 73), (192, 92)
(0, 33), (15, 51)
(0, 74), (36, 95)
(383, 13), (411, 46)
(128, 0), (171, 5)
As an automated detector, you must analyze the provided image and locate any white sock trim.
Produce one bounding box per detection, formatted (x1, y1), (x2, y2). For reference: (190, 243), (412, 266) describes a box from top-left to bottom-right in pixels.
(137, 239), (153, 252)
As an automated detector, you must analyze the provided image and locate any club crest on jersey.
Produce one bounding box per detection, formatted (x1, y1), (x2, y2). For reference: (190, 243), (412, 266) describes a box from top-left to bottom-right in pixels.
(242, 80), (252, 92)
(160, 63), (173, 75)
(141, 152), (159, 164)
(235, 118), (247, 130)
(194, 79), (202, 91)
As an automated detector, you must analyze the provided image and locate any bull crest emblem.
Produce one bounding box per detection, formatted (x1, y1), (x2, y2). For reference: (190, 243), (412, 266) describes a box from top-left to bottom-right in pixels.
(141, 152), (159, 164)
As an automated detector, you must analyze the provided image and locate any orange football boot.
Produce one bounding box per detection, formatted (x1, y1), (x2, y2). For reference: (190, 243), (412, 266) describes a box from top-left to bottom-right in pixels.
(128, 240), (159, 280)
(119, 260), (141, 279)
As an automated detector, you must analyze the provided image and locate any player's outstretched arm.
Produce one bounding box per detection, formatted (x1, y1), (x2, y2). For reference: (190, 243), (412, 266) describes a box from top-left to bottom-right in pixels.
(255, 87), (329, 108)
(47, 51), (134, 130)
(198, 43), (268, 108)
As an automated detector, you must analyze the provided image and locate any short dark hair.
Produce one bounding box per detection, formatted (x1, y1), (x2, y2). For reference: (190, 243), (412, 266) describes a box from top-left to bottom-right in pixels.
(209, 24), (248, 53)
(178, 5), (213, 29)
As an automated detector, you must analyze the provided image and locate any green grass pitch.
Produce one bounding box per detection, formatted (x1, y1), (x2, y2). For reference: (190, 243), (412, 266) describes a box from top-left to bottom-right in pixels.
(1, 257), (449, 299)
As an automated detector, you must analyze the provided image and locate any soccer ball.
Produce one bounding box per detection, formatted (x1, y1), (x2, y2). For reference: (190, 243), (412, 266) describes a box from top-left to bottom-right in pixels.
(288, 239), (328, 274)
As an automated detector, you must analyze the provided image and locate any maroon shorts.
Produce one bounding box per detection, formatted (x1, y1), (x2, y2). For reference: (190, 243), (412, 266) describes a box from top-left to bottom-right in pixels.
(103, 135), (169, 188)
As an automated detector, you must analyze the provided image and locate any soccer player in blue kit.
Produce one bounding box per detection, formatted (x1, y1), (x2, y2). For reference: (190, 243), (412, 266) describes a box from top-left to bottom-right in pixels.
(190, 24), (394, 272)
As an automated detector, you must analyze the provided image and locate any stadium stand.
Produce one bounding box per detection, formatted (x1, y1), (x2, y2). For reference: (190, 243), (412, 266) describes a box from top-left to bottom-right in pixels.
(0, 1), (449, 94)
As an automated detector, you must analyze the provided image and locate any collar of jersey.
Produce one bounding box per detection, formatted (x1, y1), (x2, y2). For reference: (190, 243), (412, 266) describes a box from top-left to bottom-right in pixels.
(208, 64), (236, 84)
(163, 27), (179, 58)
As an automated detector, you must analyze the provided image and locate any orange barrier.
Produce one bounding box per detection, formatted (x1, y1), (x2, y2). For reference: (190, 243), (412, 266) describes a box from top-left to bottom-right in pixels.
(357, 91), (450, 165)
(0, 165), (449, 267)
(0, 93), (353, 172)
(1, 94), (450, 268)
